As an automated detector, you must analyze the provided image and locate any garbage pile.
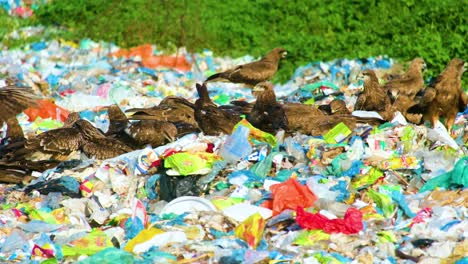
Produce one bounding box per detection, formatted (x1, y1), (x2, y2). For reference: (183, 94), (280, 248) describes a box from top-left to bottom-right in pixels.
(0, 38), (467, 264)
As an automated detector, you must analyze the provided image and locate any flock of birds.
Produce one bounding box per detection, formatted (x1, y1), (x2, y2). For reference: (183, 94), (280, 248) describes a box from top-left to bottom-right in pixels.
(0, 47), (466, 183)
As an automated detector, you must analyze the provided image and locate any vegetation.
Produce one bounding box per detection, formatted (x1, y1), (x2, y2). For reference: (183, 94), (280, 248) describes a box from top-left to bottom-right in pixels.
(3, 0), (468, 84)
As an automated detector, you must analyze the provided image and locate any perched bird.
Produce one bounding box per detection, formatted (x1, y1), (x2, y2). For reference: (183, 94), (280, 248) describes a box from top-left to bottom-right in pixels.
(355, 70), (394, 121)
(204, 47), (287, 87)
(126, 96), (198, 128)
(408, 58), (467, 132)
(386, 58), (426, 100)
(106, 104), (184, 148)
(5, 112), (83, 161)
(246, 82), (288, 134)
(194, 83), (241, 135)
(294, 114), (383, 136)
(74, 119), (134, 159)
(318, 99), (351, 115)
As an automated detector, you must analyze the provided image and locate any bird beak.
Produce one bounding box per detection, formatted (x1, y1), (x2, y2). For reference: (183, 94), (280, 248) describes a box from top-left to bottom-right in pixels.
(422, 63), (427, 72)
(253, 85), (266, 92)
(281, 51), (288, 59)
(464, 62), (467, 72)
(163, 131), (176, 143)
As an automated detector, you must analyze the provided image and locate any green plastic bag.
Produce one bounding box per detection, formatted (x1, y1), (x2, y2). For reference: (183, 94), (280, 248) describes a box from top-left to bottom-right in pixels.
(419, 157), (468, 192)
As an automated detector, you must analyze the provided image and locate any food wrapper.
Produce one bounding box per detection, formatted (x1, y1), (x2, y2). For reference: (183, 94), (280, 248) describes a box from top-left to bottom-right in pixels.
(234, 212), (266, 249)
(164, 152), (217, 176)
(124, 228), (165, 253)
(323, 122), (352, 144)
(62, 230), (113, 257)
(233, 119), (277, 147)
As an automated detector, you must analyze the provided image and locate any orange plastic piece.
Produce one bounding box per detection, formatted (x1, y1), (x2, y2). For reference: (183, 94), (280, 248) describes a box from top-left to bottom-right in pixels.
(24, 99), (70, 122)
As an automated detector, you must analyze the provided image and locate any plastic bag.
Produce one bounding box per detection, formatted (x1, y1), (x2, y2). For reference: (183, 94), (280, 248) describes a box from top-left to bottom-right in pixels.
(24, 99), (70, 122)
(419, 157), (468, 192)
(234, 212), (266, 249)
(78, 248), (134, 264)
(219, 125), (253, 164)
(296, 207), (363, 234)
(269, 178), (317, 216)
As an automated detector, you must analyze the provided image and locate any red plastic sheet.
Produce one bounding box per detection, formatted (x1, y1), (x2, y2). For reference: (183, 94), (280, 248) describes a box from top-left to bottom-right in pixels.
(269, 178), (317, 216)
(296, 207), (363, 234)
(24, 99), (70, 122)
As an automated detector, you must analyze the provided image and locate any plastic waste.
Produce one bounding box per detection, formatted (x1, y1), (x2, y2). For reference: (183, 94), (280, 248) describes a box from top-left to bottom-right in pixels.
(219, 124), (253, 163)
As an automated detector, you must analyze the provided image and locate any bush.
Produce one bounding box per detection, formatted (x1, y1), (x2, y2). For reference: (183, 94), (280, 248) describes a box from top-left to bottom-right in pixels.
(32, 0), (468, 85)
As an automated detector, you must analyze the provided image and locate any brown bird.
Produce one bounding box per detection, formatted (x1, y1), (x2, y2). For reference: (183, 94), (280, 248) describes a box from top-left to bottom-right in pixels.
(295, 114), (383, 136)
(246, 82), (288, 134)
(194, 83), (241, 135)
(204, 47), (287, 87)
(126, 96), (198, 129)
(408, 58), (467, 132)
(106, 104), (183, 148)
(6, 112), (83, 161)
(74, 119), (134, 160)
(355, 70), (394, 121)
(318, 99), (351, 115)
(386, 58), (426, 100)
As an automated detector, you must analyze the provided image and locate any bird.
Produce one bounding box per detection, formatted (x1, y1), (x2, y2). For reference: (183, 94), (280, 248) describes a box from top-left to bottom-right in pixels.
(74, 119), (134, 160)
(246, 82), (288, 134)
(4, 112), (83, 161)
(204, 47), (288, 87)
(354, 69), (394, 121)
(106, 104), (184, 148)
(318, 99), (351, 115)
(408, 58), (467, 132)
(194, 83), (241, 135)
(0, 86), (39, 144)
(126, 96), (198, 128)
(386, 58), (426, 101)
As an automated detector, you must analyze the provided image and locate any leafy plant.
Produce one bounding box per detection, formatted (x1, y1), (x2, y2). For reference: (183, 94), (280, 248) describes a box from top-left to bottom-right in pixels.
(11, 0), (468, 86)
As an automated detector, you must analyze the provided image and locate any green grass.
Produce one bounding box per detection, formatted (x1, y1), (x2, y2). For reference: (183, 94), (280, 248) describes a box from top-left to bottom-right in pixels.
(4, 0), (468, 85)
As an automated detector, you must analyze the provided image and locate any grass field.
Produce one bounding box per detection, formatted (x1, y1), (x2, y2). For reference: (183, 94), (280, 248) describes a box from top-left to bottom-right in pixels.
(2, 0), (467, 84)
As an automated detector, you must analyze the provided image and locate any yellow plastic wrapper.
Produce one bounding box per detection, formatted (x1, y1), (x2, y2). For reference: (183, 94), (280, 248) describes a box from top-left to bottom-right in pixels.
(164, 152), (218, 176)
(233, 119), (277, 147)
(62, 230), (113, 257)
(323, 122), (352, 144)
(124, 227), (164, 253)
(211, 197), (245, 210)
(377, 156), (419, 170)
(234, 212), (266, 249)
(352, 168), (384, 189)
(294, 230), (330, 246)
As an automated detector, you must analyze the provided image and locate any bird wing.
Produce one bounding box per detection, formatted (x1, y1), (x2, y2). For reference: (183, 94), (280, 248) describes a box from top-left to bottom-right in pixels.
(354, 94), (366, 110)
(82, 139), (133, 160)
(0, 87), (39, 121)
(228, 61), (277, 84)
(26, 128), (82, 153)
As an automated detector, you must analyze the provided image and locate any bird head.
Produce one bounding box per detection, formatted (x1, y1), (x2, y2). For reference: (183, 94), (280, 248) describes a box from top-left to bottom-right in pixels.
(269, 47), (288, 60)
(329, 99), (348, 114)
(388, 88), (399, 103)
(105, 104), (128, 121)
(253, 82), (274, 93)
(357, 70), (374, 82)
(411, 58), (426, 72)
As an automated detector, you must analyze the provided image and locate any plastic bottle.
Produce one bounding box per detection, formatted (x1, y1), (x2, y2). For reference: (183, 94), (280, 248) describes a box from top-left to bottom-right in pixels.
(219, 125), (252, 164)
